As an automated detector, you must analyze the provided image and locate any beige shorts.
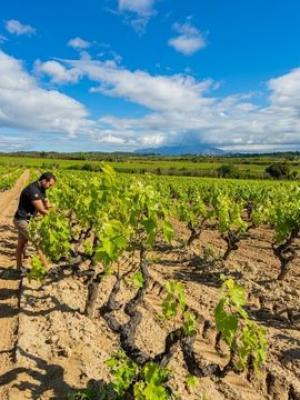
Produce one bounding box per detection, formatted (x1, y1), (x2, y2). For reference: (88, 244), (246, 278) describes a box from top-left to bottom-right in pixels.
(14, 218), (29, 240)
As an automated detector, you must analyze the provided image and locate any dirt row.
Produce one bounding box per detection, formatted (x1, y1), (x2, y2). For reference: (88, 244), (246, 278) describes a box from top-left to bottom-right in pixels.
(0, 171), (30, 400)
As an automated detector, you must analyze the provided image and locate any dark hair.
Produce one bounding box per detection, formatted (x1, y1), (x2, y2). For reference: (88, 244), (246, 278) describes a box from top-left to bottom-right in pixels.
(38, 172), (56, 182)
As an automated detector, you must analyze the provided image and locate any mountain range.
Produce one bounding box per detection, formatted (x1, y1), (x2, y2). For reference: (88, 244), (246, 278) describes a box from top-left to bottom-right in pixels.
(135, 144), (224, 155)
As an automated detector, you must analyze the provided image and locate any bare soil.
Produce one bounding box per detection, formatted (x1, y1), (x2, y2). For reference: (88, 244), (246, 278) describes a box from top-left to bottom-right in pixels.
(0, 170), (30, 399)
(0, 176), (300, 400)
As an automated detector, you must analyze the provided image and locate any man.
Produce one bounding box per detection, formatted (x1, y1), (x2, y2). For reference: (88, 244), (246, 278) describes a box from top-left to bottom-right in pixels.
(14, 172), (56, 271)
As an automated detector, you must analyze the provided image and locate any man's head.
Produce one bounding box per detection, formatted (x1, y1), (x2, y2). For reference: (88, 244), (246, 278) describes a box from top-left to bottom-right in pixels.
(38, 172), (56, 189)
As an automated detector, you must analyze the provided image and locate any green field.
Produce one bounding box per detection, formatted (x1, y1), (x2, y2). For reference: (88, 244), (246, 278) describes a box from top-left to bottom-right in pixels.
(1, 153), (299, 180)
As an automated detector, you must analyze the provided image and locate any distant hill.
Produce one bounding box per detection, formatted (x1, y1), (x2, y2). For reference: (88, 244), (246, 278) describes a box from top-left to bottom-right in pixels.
(135, 144), (224, 155)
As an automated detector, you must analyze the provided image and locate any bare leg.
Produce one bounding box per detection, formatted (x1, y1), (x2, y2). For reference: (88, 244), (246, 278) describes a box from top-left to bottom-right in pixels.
(23, 242), (28, 259)
(16, 236), (28, 269)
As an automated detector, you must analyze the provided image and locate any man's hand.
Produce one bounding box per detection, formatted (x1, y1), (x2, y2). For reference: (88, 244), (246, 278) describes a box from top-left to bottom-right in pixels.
(32, 199), (49, 216)
(43, 198), (52, 210)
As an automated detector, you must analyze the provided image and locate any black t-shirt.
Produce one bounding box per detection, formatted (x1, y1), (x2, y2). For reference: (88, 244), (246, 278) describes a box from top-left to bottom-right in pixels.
(15, 181), (46, 220)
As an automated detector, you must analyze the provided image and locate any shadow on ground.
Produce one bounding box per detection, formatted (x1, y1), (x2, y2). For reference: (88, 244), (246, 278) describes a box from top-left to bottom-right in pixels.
(0, 347), (113, 400)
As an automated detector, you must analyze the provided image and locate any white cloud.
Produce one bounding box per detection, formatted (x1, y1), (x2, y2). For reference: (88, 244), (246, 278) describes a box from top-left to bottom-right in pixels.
(61, 54), (300, 151)
(268, 67), (300, 108)
(168, 22), (206, 55)
(117, 0), (156, 34)
(5, 19), (36, 36)
(118, 0), (155, 15)
(67, 37), (91, 50)
(0, 50), (92, 138)
(34, 60), (81, 84)
(3, 49), (300, 152)
(66, 57), (214, 112)
(96, 133), (126, 144)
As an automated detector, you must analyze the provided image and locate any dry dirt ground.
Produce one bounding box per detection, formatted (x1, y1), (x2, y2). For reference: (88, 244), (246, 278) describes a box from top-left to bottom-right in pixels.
(0, 176), (300, 400)
(0, 170), (30, 399)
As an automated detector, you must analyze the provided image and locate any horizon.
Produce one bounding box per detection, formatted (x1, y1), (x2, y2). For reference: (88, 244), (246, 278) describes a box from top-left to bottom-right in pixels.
(2, 149), (300, 157)
(1, 1), (300, 153)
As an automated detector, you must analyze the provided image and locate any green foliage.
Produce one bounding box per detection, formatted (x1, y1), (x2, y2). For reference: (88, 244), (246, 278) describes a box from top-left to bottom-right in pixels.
(105, 351), (138, 396)
(182, 311), (197, 337)
(106, 352), (172, 400)
(265, 163), (290, 179)
(29, 212), (72, 262)
(127, 271), (145, 289)
(134, 362), (171, 400)
(236, 321), (268, 371)
(185, 374), (198, 390)
(161, 280), (186, 320)
(0, 168), (22, 191)
(68, 388), (98, 400)
(94, 220), (129, 267)
(161, 280), (197, 337)
(26, 255), (47, 282)
(214, 279), (268, 372)
(28, 164), (174, 282)
(269, 196), (300, 243)
(216, 195), (247, 235)
(162, 220), (174, 244)
(217, 164), (239, 178)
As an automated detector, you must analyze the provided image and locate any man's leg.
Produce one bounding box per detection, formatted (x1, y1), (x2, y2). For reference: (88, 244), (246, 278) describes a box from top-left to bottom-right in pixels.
(16, 235), (28, 269)
(14, 218), (50, 271)
(14, 219), (30, 270)
(23, 241), (28, 258)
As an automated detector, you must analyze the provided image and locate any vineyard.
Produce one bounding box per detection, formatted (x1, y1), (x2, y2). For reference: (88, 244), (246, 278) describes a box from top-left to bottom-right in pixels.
(0, 167), (22, 192)
(0, 166), (299, 400)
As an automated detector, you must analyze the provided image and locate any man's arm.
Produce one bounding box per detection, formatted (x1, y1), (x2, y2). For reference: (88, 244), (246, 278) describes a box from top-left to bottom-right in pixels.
(43, 198), (52, 210)
(32, 199), (49, 216)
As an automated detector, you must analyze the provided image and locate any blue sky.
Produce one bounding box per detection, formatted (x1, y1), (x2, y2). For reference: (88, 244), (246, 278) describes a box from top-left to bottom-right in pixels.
(1, 0), (300, 152)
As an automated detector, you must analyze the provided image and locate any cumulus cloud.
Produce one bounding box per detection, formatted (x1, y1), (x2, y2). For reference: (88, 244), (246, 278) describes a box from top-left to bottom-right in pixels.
(67, 37), (91, 50)
(168, 22), (206, 55)
(65, 57), (214, 112)
(34, 60), (81, 84)
(0, 50), (92, 138)
(117, 0), (156, 34)
(5, 19), (36, 36)
(60, 54), (300, 151)
(268, 67), (300, 108)
(4, 48), (300, 152)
